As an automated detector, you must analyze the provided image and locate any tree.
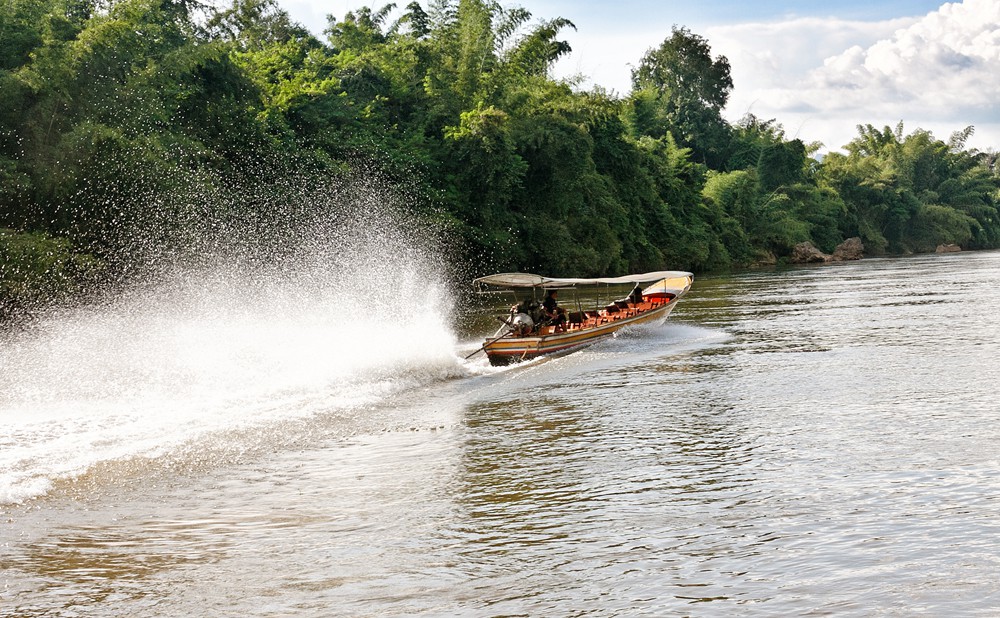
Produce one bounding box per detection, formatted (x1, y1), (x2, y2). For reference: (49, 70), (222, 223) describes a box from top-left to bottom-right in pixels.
(204, 0), (312, 50)
(818, 122), (1000, 254)
(325, 3), (397, 52)
(397, 2), (431, 38)
(6, 0), (1000, 321)
(631, 26), (733, 167)
(503, 17), (575, 78)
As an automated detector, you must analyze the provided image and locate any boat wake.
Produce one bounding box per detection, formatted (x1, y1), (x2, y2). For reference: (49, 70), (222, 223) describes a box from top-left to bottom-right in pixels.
(0, 184), (466, 504)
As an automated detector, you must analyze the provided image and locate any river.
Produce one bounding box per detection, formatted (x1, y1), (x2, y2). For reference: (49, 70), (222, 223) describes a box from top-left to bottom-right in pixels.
(3, 250), (1000, 616)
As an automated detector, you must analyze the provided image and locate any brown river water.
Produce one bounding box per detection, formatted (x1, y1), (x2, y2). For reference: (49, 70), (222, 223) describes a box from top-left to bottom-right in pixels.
(3, 250), (1000, 616)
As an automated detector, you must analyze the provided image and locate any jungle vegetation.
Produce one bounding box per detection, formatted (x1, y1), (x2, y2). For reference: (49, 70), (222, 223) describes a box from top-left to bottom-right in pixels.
(2, 0), (998, 316)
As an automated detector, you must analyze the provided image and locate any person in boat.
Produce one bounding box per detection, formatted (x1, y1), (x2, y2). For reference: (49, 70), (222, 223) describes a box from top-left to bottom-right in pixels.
(628, 284), (643, 305)
(510, 297), (539, 335)
(541, 289), (567, 330)
(511, 297), (533, 316)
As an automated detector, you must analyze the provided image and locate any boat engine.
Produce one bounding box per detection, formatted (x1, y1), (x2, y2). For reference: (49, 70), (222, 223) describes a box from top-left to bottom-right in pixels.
(510, 312), (534, 336)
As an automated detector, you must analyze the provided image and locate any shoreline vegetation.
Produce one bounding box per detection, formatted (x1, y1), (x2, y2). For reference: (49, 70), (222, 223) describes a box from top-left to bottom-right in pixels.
(2, 0), (998, 320)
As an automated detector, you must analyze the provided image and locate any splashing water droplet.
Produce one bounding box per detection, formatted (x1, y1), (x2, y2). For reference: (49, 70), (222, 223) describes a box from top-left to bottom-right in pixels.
(0, 168), (467, 504)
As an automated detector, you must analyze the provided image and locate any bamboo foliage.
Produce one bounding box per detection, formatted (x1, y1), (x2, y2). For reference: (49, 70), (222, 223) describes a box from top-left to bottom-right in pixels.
(1, 0), (998, 318)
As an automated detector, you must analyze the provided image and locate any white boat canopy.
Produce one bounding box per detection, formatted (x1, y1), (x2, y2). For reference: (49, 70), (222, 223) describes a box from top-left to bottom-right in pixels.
(474, 270), (693, 290)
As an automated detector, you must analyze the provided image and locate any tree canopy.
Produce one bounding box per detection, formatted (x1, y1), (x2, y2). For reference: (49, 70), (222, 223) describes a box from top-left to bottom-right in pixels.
(1, 0), (998, 318)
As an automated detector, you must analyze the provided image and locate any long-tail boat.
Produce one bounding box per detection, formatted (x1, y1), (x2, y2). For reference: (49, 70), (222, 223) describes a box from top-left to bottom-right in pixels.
(471, 271), (693, 366)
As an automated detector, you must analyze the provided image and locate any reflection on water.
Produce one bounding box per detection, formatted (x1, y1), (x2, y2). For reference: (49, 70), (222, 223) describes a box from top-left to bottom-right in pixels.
(5, 252), (1000, 615)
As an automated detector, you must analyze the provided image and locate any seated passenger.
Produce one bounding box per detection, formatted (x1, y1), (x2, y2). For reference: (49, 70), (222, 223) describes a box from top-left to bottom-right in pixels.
(511, 297), (536, 316)
(542, 289), (567, 331)
(510, 298), (539, 334)
(628, 284), (643, 305)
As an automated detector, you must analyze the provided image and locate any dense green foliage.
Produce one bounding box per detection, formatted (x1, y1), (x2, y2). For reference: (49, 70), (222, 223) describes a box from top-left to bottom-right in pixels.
(1, 0), (998, 315)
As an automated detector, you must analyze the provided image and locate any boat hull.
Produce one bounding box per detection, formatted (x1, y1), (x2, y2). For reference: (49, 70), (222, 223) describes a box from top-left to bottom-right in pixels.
(484, 299), (679, 366)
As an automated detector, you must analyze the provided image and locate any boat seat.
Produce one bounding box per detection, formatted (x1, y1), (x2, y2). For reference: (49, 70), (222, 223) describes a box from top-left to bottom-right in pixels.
(567, 311), (586, 325)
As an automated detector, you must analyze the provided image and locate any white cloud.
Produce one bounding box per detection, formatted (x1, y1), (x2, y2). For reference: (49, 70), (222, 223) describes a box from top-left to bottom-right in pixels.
(816, 0), (1000, 113)
(708, 0), (1000, 151)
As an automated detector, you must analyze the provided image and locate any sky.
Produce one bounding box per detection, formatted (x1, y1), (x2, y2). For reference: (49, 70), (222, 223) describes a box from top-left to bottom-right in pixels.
(283, 0), (1000, 154)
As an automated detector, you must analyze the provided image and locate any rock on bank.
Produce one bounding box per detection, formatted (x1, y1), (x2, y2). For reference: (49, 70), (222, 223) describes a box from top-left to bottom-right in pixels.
(789, 237), (865, 264)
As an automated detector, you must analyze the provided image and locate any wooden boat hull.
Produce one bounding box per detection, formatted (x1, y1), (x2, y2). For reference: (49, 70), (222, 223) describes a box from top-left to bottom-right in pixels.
(484, 298), (680, 366)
